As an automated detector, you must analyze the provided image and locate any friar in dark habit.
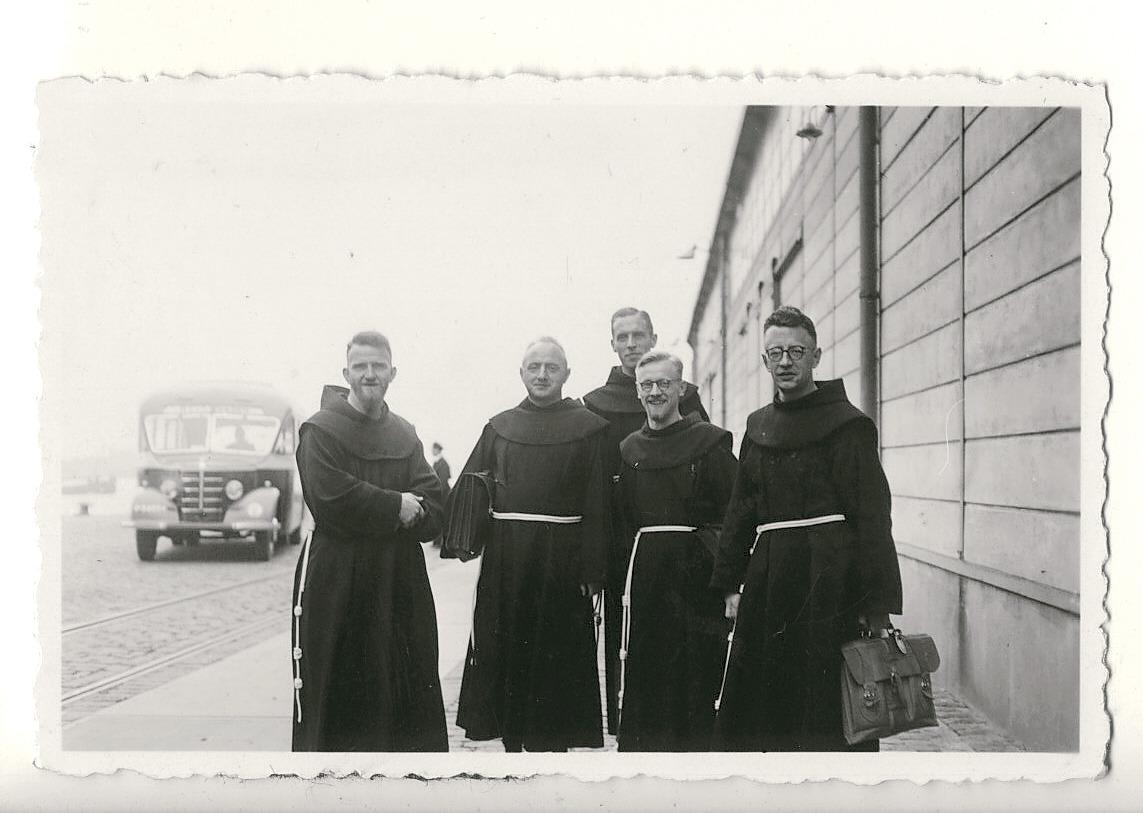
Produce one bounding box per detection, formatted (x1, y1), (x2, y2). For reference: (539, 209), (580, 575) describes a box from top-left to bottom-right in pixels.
(710, 306), (902, 752)
(582, 307), (709, 734)
(613, 350), (737, 752)
(290, 331), (447, 752)
(454, 336), (609, 752)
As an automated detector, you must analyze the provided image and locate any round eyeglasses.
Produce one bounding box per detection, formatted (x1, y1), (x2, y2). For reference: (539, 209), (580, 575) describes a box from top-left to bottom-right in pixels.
(637, 379), (679, 393)
(764, 345), (808, 363)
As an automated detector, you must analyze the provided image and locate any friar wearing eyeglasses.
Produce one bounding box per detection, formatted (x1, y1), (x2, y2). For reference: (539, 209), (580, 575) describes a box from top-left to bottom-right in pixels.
(452, 337), (610, 752)
(612, 350), (737, 751)
(582, 307), (709, 735)
(710, 306), (902, 752)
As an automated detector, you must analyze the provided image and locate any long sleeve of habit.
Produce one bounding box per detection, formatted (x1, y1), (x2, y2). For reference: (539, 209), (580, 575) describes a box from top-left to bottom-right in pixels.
(830, 420), (903, 616)
(578, 433), (609, 586)
(696, 436), (737, 530)
(694, 437), (738, 559)
(403, 439), (445, 544)
(298, 427), (442, 543)
(709, 436), (762, 594)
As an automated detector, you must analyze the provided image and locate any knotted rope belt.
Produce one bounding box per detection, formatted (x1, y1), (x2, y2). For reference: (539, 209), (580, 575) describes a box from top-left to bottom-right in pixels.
(291, 530), (314, 724)
(467, 511), (585, 665)
(617, 524), (699, 725)
(714, 513), (847, 712)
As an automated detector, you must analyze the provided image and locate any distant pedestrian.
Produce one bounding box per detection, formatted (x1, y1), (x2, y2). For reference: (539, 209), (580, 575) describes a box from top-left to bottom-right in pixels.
(453, 336), (609, 752)
(614, 350), (736, 751)
(290, 331), (447, 752)
(430, 442), (451, 547)
(583, 306), (709, 733)
(710, 306), (902, 751)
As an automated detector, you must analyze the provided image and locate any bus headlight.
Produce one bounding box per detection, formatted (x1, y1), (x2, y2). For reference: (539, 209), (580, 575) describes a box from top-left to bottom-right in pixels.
(225, 479), (244, 500)
(246, 503), (264, 518)
(159, 479), (179, 498)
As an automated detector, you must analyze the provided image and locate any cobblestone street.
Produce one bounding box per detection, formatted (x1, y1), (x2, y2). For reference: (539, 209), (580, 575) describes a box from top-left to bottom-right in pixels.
(439, 630), (1024, 754)
(61, 514), (300, 725)
(61, 515), (298, 627)
(61, 514), (1024, 753)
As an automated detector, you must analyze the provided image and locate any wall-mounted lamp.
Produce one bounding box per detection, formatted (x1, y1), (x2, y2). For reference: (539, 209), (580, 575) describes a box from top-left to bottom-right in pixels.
(796, 122), (823, 140)
(796, 105), (831, 140)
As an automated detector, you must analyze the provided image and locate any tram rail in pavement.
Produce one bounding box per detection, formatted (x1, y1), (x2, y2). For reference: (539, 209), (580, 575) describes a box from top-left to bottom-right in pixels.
(62, 557), (1023, 752)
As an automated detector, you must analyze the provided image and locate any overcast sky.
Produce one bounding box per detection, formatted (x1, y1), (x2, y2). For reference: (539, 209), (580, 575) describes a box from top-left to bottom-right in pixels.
(38, 76), (743, 465)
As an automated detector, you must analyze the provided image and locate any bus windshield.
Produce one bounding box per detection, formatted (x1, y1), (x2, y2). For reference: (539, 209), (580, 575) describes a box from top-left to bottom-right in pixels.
(143, 408), (282, 456)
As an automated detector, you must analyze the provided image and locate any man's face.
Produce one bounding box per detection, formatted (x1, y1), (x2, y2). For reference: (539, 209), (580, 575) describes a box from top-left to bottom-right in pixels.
(611, 314), (657, 374)
(343, 343), (396, 408)
(762, 325), (820, 400)
(635, 359), (682, 424)
(520, 341), (570, 406)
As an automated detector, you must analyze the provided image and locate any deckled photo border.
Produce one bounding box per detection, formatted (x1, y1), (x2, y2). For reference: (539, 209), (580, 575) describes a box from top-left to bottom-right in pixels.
(33, 73), (1110, 784)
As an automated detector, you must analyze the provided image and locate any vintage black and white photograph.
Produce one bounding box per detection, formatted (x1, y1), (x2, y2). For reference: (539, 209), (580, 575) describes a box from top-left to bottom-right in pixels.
(33, 75), (1107, 782)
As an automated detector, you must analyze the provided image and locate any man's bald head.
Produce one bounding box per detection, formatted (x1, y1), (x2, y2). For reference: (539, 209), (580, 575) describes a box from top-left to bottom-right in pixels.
(520, 336), (571, 406)
(521, 336), (568, 368)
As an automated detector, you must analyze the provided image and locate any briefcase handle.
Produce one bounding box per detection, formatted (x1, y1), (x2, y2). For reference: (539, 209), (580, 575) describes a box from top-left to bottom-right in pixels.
(858, 624), (911, 656)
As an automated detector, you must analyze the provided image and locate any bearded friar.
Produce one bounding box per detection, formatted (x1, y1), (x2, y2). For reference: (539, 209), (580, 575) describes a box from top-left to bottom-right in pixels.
(290, 331), (447, 752)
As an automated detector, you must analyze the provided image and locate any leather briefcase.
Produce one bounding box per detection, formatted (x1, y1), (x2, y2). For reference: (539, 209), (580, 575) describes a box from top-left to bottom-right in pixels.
(840, 629), (941, 745)
(441, 471), (496, 562)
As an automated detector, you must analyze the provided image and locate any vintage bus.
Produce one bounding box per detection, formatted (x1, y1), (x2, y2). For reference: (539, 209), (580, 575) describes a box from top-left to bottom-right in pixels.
(125, 382), (306, 561)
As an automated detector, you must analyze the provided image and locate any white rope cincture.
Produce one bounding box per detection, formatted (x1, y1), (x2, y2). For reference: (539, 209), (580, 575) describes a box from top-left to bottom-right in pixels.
(291, 529), (313, 724)
(593, 591), (603, 646)
(467, 548), (486, 666)
(617, 525), (697, 726)
(713, 625), (736, 712)
(748, 514), (847, 554)
(489, 511), (584, 524)
(467, 511), (586, 665)
(714, 513), (848, 712)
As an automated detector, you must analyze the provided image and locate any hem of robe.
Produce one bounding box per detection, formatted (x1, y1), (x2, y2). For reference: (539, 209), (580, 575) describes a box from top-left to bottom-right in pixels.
(458, 724), (604, 750)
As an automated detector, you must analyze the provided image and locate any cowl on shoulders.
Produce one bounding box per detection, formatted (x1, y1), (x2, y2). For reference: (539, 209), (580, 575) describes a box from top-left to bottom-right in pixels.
(489, 397), (609, 445)
(301, 385), (419, 459)
(620, 413), (731, 469)
(745, 379), (871, 449)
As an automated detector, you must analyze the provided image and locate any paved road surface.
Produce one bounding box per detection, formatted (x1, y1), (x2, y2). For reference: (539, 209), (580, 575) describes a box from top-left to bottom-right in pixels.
(61, 513), (1023, 752)
(62, 514), (301, 724)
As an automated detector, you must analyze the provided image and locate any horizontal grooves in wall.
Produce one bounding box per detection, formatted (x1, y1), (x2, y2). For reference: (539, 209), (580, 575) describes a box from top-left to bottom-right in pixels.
(896, 542), (1079, 615)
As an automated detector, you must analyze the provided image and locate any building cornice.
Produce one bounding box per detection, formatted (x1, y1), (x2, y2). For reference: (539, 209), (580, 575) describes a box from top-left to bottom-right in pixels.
(686, 106), (772, 348)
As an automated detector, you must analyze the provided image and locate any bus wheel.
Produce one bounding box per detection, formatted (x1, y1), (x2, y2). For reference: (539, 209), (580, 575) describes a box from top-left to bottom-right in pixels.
(136, 531), (158, 562)
(254, 531), (274, 561)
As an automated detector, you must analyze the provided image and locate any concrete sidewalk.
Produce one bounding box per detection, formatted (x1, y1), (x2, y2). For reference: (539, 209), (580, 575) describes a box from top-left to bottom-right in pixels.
(64, 558), (1022, 752)
(65, 556), (482, 750)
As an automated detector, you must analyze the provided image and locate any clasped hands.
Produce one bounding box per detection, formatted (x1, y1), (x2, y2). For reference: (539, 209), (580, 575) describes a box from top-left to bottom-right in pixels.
(398, 492), (425, 528)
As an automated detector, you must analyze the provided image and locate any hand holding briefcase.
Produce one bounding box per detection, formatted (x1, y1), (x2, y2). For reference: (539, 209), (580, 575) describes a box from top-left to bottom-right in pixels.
(840, 628), (941, 745)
